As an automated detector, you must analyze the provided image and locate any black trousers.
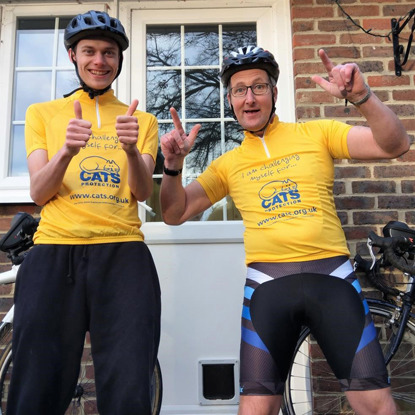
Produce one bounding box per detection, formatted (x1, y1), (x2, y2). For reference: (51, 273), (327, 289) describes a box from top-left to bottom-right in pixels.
(7, 242), (161, 415)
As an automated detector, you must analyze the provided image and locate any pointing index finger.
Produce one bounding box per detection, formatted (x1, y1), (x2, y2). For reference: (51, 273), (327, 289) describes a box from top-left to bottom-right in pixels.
(169, 108), (185, 135)
(318, 49), (334, 73)
(126, 99), (139, 116)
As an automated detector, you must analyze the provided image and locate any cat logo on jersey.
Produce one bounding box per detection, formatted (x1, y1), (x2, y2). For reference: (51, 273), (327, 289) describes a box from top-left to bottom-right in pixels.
(259, 179), (300, 209)
(79, 156), (121, 184)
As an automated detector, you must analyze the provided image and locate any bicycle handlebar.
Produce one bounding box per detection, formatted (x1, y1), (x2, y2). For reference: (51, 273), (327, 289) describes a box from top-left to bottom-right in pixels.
(0, 213), (39, 265)
(368, 230), (415, 275)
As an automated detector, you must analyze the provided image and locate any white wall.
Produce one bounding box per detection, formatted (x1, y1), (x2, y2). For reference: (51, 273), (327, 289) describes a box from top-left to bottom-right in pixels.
(146, 223), (246, 414)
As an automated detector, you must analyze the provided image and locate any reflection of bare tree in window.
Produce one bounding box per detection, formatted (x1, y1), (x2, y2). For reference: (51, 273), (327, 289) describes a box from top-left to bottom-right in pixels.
(186, 69), (220, 118)
(222, 25), (256, 56)
(184, 26), (218, 66)
(147, 26), (181, 67)
(147, 70), (181, 119)
(146, 24), (256, 171)
(187, 121), (243, 171)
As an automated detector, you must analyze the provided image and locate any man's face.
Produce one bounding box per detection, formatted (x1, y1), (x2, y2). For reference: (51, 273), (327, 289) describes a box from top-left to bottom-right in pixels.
(227, 69), (277, 134)
(69, 38), (120, 90)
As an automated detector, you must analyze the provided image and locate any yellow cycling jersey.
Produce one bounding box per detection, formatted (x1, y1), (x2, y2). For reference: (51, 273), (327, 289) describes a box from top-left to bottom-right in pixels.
(197, 116), (352, 264)
(25, 89), (158, 244)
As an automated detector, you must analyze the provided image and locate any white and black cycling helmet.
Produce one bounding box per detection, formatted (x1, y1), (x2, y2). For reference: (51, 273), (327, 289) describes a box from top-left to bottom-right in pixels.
(220, 46), (279, 87)
(220, 46), (279, 133)
(64, 11), (129, 99)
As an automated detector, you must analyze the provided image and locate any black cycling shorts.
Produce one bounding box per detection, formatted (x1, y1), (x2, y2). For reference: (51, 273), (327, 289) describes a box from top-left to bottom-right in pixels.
(239, 256), (390, 395)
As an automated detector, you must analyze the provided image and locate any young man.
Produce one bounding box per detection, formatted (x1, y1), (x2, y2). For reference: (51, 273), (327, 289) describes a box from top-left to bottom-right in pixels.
(7, 11), (160, 415)
(159, 46), (410, 415)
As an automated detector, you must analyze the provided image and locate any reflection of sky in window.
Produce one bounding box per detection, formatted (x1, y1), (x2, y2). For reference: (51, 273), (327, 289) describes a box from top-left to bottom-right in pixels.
(14, 72), (51, 120)
(144, 22), (258, 218)
(147, 26), (181, 67)
(16, 30), (54, 67)
(10, 17), (80, 178)
(147, 70), (181, 118)
(184, 26), (218, 66)
(222, 24), (256, 56)
(158, 123), (173, 138)
(57, 31), (70, 66)
(10, 125), (27, 176)
(187, 121), (222, 172)
(185, 69), (220, 118)
(56, 70), (78, 98)
(225, 121), (244, 151)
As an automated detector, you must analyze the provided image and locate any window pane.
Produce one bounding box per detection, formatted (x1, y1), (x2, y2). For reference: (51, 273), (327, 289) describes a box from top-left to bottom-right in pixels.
(186, 122), (222, 172)
(57, 32), (69, 66)
(225, 121), (244, 151)
(16, 18), (56, 67)
(14, 71), (52, 120)
(184, 25), (219, 66)
(10, 16), (70, 178)
(222, 24), (257, 56)
(201, 196), (242, 221)
(185, 69), (220, 119)
(10, 125), (26, 176)
(147, 26), (181, 67)
(16, 30), (54, 67)
(56, 70), (78, 99)
(147, 70), (181, 119)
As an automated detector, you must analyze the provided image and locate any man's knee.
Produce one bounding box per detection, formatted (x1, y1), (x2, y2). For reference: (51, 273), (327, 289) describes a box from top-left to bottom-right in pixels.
(346, 388), (397, 415)
(238, 395), (281, 415)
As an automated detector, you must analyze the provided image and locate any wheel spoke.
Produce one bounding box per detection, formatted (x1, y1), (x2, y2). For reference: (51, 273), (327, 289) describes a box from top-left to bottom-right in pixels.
(283, 303), (415, 415)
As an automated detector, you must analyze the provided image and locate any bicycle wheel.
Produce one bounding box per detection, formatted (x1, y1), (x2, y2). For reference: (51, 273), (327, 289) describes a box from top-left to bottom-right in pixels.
(0, 333), (163, 415)
(283, 301), (415, 415)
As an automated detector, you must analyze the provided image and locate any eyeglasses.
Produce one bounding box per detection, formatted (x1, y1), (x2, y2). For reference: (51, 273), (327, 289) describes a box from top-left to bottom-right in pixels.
(229, 83), (271, 98)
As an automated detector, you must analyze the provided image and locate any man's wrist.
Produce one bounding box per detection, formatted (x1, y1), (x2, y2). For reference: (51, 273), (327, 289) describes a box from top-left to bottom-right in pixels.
(163, 164), (183, 176)
(348, 85), (372, 106)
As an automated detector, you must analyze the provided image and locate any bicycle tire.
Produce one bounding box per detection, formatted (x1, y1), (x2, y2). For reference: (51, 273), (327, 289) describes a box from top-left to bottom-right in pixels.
(0, 334), (163, 415)
(282, 300), (415, 415)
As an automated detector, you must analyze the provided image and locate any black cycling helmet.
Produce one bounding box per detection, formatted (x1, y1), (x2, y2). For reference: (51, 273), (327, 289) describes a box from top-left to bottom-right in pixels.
(220, 46), (279, 87)
(64, 10), (129, 51)
(64, 11), (128, 99)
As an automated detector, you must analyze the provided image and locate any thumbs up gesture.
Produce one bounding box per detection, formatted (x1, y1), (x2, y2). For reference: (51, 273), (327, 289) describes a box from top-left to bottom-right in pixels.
(65, 100), (92, 156)
(116, 99), (140, 155)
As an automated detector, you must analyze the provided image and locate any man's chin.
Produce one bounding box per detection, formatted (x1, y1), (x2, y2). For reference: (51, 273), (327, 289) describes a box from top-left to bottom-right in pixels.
(240, 121), (267, 133)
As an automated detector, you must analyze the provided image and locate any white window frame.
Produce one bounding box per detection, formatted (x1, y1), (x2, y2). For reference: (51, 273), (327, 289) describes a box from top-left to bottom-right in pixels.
(0, 3), (106, 203)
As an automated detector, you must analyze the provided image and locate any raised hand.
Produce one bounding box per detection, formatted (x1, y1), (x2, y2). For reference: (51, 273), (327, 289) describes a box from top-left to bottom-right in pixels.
(116, 99), (139, 154)
(65, 100), (92, 156)
(311, 49), (368, 102)
(160, 108), (201, 168)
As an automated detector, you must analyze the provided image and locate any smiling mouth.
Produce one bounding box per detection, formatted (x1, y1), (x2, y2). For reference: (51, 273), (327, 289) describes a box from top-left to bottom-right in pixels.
(89, 70), (110, 76)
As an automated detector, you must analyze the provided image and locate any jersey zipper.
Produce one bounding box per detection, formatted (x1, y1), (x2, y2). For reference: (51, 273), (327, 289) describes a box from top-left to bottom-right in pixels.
(95, 96), (101, 129)
(258, 133), (271, 158)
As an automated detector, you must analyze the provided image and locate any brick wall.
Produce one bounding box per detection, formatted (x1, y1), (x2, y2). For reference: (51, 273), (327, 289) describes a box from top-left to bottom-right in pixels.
(291, 0), (415, 262)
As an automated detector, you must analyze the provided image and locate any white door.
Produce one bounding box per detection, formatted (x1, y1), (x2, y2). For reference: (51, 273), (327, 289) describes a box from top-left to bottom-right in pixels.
(128, 3), (294, 413)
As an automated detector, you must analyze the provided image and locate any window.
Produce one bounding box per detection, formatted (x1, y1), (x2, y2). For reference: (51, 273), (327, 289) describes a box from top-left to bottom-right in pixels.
(0, 4), (102, 202)
(11, 17), (77, 177)
(145, 23), (256, 222)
